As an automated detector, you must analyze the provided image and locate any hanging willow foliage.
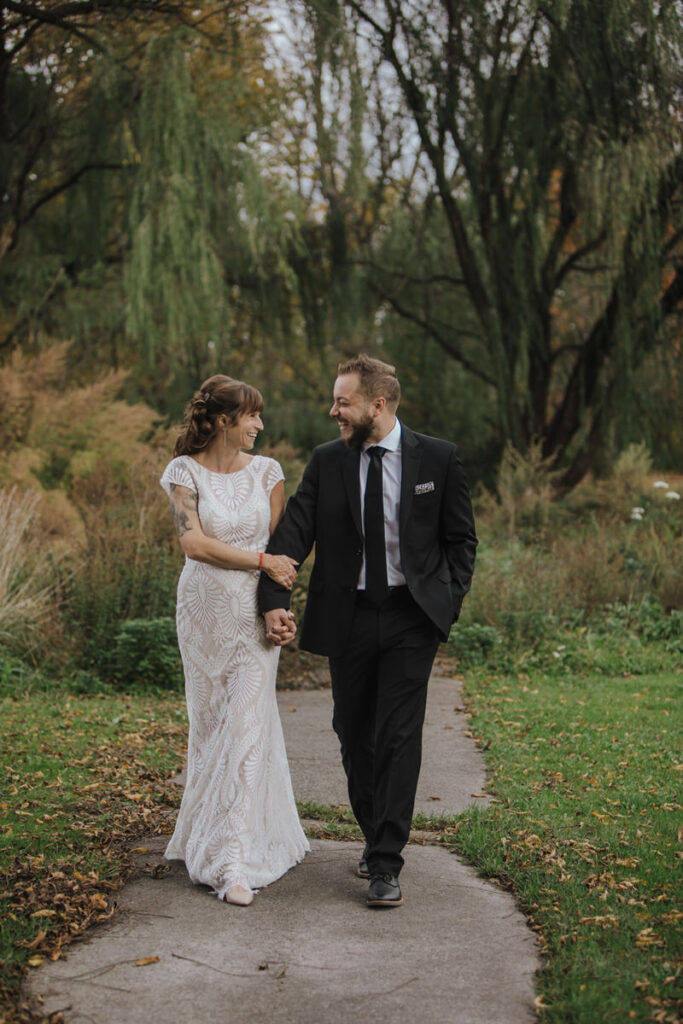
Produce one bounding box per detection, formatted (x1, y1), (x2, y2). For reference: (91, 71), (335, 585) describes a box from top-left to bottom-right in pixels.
(125, 32), (229, 379)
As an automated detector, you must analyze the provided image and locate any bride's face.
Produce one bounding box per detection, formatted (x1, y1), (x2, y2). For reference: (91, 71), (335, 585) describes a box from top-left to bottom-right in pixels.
(223, 409), (264, 450)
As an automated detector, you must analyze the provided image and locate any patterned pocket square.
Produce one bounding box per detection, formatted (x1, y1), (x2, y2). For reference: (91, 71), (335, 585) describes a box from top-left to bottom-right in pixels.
(414, 481), (435, 495)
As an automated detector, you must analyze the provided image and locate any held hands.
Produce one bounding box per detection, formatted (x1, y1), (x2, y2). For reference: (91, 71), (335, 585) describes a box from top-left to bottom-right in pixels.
(262, 554), (299, 590)
(264, 608), (297, 647)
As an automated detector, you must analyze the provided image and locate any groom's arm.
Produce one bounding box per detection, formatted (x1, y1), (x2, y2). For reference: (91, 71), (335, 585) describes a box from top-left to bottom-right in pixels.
(440, 445), (478, 621)
(258, 449), (320, 615)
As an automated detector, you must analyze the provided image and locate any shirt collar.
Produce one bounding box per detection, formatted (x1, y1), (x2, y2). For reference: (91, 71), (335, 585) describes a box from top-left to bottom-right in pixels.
(363, 418), (402, 454)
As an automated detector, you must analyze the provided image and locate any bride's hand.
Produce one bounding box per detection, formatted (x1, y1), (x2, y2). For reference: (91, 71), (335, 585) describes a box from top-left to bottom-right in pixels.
(262, 554), (299, 590)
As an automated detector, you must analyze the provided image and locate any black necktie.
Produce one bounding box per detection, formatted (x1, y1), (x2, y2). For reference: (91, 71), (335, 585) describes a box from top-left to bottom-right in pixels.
(364, 446), (387, 604)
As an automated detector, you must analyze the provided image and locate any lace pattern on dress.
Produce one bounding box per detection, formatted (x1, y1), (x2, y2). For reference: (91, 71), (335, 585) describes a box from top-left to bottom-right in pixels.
(160, 455), (309, 897)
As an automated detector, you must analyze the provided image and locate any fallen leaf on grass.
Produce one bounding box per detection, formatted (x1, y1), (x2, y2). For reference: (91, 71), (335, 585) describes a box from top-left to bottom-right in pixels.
(73, 870), (98, 883)
(18, 930), (47, 949)
(135, 956), (160, 967)
(27, 956), (44, 967)
(635, 928), (664, 948)
(31, 909), (56, 919)
(579, 915), (617, 927)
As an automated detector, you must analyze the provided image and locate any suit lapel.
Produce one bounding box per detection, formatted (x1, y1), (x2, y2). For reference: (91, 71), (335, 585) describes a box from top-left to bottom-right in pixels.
(400, 425), (421, 536)
(342, 445), (363, 538)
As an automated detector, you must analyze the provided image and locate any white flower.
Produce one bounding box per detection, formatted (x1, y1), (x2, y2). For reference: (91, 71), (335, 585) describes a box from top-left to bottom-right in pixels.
(552, 651), (562, 659)
(630, 509), (644, 521)
(653, 480), (669, 488)
(665, 490), (680, 500)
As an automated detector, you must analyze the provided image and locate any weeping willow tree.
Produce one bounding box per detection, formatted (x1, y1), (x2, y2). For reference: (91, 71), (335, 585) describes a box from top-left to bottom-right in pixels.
(268, 1), (402, 363)
(1, 2), (307, 411)
(300, 0), (683, 481)
(125, 32), (230, 387)
(0, 3), (249, 342)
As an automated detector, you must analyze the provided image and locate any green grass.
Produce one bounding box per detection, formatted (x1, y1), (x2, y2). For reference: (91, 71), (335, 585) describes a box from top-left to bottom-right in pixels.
(0, 690), (186, 1020)
(450, 669), (682, 1023)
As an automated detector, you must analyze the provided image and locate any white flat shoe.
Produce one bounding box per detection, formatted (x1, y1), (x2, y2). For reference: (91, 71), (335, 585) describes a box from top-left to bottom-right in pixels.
(225, 885), (254, 906)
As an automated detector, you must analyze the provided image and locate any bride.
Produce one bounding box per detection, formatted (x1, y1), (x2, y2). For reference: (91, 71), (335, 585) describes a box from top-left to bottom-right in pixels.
(160, 374), (309, 906)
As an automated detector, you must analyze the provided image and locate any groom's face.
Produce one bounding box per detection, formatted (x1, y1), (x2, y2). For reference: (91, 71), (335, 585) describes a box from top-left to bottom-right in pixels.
(330, 373), (374, 448)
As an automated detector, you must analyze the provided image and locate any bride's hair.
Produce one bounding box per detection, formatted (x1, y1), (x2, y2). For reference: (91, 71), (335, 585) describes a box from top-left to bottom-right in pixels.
(174, 375), (264, 456)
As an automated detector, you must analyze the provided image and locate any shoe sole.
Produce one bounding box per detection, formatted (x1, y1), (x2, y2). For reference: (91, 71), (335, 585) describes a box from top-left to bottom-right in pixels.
(366, 897), (403, 908)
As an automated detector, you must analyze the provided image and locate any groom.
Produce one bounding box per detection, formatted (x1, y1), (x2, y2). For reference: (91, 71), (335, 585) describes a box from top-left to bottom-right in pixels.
(258, 355), (477, 907)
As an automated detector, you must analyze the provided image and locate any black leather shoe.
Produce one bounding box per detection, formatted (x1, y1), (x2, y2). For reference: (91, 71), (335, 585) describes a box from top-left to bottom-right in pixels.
(366, 873), (403, 908)
(356, 846), (370, 879)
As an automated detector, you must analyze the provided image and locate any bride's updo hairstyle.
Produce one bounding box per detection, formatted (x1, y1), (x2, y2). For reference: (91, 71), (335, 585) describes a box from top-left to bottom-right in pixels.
(174, 374), (264, 457)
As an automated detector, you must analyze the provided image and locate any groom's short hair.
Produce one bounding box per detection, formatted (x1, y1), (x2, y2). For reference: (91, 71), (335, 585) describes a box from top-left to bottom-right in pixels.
(338, 354), (401, 406)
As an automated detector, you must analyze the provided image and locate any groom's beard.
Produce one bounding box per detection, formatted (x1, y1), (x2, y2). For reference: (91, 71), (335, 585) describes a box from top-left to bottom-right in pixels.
(343, 414), (374, 449)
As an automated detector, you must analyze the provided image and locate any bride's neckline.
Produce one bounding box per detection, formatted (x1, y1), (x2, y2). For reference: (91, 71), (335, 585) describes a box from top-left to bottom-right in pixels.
(187, 454), (257, 476)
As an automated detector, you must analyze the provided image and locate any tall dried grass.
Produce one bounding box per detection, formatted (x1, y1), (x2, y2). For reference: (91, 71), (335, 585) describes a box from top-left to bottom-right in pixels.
(0, 488), (53, 650)
(465, 440), (683, 639)
(0, 343), (180, 676)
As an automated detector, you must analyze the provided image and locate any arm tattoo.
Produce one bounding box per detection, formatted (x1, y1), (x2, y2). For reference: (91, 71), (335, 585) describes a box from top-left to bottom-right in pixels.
(169, 484), (197, 539)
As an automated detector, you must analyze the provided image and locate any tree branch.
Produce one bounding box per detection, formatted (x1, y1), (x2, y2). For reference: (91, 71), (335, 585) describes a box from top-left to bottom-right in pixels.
(545, 155), (683, 456)
(0, 266), (66, 350)
(349, 0), (494, 338)
(350, 258), (465, 289)
(15, 162), (125, 239)
(369, 280), (495, 387)
(554, 229), (608, 288)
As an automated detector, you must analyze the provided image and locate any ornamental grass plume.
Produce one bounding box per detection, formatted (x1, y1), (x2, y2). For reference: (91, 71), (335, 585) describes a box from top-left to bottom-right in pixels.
(0, 487), (53, 649)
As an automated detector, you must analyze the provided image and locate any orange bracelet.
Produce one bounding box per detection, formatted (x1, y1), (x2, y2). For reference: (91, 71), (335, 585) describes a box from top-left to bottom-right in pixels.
(258, 552), (264, 568)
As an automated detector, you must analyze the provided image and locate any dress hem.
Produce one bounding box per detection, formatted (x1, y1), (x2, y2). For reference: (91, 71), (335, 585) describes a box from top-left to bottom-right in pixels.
(164, 840), (311, 899)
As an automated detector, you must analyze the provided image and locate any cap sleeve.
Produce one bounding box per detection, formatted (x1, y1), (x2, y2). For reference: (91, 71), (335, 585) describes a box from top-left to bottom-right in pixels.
(263, 457), (285, 495)
(160, 457), (198, 497)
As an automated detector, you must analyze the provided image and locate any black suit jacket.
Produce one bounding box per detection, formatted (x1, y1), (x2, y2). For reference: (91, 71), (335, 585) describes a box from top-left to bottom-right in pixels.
(258, 425), (477, 657)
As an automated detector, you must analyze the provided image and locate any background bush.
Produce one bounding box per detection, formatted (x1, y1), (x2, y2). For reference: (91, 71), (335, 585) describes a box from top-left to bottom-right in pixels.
(113, 617), (183, 690)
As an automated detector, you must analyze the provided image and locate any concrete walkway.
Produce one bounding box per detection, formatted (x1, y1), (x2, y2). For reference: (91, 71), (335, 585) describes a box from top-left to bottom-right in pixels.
(29, 674), (539, 1023)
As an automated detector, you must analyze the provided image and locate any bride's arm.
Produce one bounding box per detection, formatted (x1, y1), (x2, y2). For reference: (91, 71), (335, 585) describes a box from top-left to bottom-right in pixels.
(169, 483), (297, 588)
(269, 480), (286, 535)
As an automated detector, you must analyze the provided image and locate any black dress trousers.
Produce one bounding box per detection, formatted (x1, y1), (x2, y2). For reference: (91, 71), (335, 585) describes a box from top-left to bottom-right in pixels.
(328, 586), (440, 877)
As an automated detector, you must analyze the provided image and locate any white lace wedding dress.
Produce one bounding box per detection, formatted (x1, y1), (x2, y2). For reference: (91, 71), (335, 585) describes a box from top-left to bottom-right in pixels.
(160, 454), (309, 898)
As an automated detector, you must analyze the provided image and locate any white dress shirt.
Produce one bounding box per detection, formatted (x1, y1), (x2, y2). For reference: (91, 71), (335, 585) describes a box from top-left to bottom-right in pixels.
(357, 418), (406, 589)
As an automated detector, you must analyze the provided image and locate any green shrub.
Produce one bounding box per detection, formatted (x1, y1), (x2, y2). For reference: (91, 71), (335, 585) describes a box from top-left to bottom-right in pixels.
(0, 647), (39, 698)
(113, 617), (183, 690)
(448, 623), (504, 667)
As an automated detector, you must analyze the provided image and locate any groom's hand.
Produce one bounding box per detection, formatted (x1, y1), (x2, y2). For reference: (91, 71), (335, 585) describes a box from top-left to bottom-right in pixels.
(264, 609), (297, 647)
